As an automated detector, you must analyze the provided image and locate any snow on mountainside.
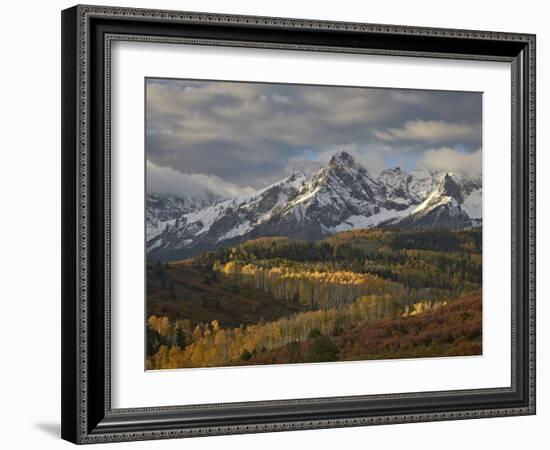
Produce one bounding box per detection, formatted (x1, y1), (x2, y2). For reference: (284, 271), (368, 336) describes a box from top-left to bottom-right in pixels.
(147, 151), (482, 261)
(146, 192), (226, 242)
(377, 167), (416, 210)
(408, 169), (482, 218)
(383, 173), (472, 229)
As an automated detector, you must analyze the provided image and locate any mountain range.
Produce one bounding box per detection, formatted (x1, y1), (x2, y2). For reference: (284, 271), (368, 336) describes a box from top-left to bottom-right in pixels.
(146, 192), (226, 244)
(147, 151), (481, 261)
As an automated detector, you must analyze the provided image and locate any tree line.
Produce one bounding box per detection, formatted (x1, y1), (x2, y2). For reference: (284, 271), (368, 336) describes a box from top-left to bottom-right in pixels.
(147, 294), (452, 369)
(213, 260), (455, 309)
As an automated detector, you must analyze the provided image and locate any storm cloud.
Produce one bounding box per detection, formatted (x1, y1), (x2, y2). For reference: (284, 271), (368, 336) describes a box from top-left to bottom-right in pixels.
(146, 78), (482, 192)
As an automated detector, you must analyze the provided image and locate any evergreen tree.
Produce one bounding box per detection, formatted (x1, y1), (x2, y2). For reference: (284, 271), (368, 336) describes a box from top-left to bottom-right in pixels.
(146, 326), (161, 356)
(175, 325), (186, 349)
(306, 334), (338, 363)
(240, 349), (252, 361)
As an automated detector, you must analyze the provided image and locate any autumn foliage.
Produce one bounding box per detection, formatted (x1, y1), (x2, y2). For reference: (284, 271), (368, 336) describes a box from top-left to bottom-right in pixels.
(146, 228), (482, 369)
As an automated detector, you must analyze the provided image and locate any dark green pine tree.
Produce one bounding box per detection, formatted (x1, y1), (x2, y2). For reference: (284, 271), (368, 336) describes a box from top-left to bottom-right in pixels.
(146, 326), (161, 356)
(174, 325), (186, 349)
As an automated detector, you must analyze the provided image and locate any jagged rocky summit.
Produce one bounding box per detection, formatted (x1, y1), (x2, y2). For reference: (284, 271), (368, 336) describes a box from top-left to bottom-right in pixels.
(147, 151), (481, 261)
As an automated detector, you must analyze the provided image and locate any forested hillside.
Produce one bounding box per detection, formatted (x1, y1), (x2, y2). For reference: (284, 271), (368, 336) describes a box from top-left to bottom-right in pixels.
(146, 228), (482, 369)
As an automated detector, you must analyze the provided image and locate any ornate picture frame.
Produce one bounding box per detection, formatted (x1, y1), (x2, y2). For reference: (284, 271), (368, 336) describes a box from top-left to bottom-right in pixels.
(61, 5), (535, 444)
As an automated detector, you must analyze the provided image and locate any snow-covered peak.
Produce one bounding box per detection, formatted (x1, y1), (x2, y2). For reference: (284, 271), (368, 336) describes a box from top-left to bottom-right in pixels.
(411, 173), (464, 217)
(328, 150), (356, 168)
(378, 172), (474, 230)
(147, 152), (482, 260)
(435, 173), (464, 204)
(146, 192), (226, 242)
(378, 167), (409, 193)
(324, 150), (378, 194)
(377, 167), (411, 207)
(380, 166), (406, 176)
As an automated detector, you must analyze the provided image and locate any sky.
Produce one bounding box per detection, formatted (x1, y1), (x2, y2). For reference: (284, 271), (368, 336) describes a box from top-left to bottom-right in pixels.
(146, 78), (482, 198)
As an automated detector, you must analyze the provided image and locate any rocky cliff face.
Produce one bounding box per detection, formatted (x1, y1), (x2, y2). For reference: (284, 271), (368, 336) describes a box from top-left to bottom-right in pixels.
(382, 173), (472, 229)
(147, 151), (482, 261)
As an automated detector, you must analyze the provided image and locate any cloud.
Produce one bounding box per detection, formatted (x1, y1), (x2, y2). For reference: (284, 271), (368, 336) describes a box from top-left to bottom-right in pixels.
(282, 144), (388, 178)
(416, 147), (482, 175)
(146, 161), (255, 198)
(374, 120), (480, 144)
(318, 144), (387, 176)
(283, 157), (323, 176)
(146, 79), (482, 189)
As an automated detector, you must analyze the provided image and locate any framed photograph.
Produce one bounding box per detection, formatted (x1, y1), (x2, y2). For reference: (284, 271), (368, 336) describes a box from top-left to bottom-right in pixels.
(61, 5), (536, 444)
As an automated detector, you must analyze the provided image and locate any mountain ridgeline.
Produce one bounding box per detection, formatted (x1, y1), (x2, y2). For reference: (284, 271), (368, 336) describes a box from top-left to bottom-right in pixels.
(147, 151), (481, 262)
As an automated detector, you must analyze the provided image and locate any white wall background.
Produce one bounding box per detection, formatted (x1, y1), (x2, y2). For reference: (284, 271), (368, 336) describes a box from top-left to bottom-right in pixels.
(0, 0), (546, 448)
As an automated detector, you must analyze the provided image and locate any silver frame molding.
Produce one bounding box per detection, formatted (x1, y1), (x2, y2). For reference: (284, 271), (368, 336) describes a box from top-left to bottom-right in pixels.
(61, 4), (536, 444)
